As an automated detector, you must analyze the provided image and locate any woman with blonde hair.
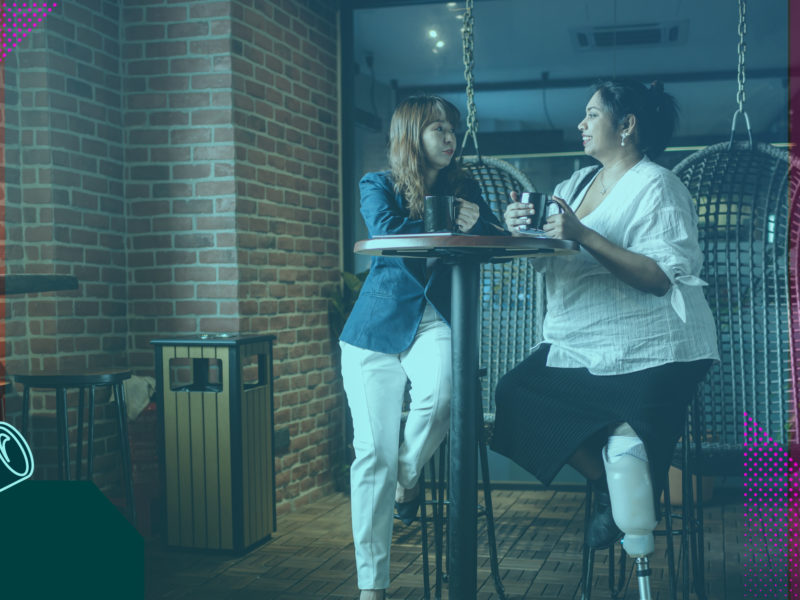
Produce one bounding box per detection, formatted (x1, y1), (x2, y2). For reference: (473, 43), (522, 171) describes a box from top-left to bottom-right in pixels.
(340, 95), (503, 600)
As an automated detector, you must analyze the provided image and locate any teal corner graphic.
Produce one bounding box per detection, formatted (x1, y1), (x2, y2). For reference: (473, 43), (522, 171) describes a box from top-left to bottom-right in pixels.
(0, 421), (34, 493)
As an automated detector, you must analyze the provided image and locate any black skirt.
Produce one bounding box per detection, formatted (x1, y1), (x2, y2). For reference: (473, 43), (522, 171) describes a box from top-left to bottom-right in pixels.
(491, 344), (711, 501)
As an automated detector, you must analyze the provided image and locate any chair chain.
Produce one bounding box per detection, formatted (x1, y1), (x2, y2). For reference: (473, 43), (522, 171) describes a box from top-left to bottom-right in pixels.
(460, 0), (480, 159)
(729, 0), (752, 149)
(736, 0), (747, 113)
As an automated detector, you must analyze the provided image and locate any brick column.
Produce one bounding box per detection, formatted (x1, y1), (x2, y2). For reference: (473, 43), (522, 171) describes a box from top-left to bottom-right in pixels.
(229, 0), (342, 511)
(124, 1), (239, 370)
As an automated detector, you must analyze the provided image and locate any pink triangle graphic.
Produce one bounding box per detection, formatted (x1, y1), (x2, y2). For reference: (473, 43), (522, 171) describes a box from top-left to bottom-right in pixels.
(0, 2), (57, 62)
(742, 411), (796, 598)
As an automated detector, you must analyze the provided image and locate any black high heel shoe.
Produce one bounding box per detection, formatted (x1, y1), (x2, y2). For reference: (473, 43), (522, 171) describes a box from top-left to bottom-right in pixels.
(393, 490), (421, 526)
(586, 488), (623, 549)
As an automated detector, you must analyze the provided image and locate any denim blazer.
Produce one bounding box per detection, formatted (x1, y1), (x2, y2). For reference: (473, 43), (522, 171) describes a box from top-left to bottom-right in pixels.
(340, 170), (506, 354)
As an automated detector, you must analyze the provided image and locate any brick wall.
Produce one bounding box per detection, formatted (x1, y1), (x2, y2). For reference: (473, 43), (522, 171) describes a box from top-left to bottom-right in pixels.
(3, 0), (343, 513)
(3, 1), (128, 487)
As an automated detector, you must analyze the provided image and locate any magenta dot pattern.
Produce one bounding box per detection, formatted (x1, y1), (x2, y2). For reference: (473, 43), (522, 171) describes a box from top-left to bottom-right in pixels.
(743, 411), (792, 598)
(0, 2), (56, 61)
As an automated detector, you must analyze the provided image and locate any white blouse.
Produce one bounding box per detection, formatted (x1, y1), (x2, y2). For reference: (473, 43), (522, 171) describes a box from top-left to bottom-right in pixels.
(532, 157), (720, 375)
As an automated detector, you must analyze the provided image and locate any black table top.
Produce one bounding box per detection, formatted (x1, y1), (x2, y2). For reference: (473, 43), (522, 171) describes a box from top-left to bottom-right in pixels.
(354, 233), (578, 258)
(150, 333), (276, 347)
(0, 274), (79, 295)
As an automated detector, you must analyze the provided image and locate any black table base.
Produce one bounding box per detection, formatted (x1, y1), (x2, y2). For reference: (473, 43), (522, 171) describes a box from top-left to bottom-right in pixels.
(449, 260), (481, 598)
(354, 234), (578, 599)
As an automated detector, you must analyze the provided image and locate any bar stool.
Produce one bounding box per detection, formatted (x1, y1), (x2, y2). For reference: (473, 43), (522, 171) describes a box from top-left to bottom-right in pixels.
(416, 440), (447, 599)
(13, 368), (136, 523)
(0, 379), (11, 421)
(414, 398), (506, 600)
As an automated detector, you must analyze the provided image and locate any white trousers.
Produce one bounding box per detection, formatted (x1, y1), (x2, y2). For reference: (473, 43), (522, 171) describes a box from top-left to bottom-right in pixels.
(340, 305), (452, 590)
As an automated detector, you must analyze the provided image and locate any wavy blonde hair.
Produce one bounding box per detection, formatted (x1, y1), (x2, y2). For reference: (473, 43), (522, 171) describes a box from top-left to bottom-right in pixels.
(389, 95), (470, 218)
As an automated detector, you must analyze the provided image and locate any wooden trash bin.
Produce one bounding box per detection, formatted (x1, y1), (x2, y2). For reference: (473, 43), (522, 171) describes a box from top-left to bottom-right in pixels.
(152, 334), (276, 553)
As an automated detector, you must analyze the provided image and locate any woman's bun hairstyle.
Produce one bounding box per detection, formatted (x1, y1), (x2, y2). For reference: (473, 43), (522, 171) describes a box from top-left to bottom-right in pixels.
(595, 79), (679, 157)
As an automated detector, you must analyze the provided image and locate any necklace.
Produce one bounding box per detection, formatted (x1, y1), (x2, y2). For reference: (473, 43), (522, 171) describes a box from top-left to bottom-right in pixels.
(597, 155), (640, 196)
(598, 169), (609, 195)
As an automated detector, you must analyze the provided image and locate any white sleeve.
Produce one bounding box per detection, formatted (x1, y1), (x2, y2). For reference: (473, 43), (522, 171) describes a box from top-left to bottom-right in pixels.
(624, 173), (706, 322)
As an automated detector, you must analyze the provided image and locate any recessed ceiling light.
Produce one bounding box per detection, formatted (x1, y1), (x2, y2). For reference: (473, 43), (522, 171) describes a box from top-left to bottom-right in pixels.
(428, 29), (438, 38)
(446, 2), (457, 7)
(435, 40), (445, 48)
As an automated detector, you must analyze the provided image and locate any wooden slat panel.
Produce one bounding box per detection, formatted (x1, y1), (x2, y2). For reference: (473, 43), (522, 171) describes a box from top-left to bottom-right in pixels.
(261, 381), (273, 534)
(161, 345), (180, 547)
(250, 385), (260, 546)
(216, 345), (233, 550)
(241, 345), (273, 548)
(254, 384), (266, 544)
(257, 384), (267, 538)
(175, 400), (194, 545)
(190, 386), (206, 548)
(266, 343), (275, 534)
(174, 344), (194, 547)
(241, 375), (251, 547)
(202, 345), (221, 550)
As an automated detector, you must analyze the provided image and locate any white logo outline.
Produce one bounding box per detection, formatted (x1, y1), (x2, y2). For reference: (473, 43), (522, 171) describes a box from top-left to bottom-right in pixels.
(0, 422), (34, 493)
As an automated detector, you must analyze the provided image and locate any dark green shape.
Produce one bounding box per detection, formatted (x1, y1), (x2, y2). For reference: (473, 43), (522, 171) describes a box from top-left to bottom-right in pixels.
(0, 480), (143, 599)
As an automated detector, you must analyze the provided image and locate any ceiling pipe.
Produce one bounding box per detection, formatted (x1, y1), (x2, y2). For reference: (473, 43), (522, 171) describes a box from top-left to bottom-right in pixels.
(344, 0), (498, 7)
(396, 67), (793, 96)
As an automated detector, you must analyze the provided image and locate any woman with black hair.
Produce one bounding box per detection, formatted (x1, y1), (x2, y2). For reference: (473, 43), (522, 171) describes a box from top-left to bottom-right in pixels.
(492, 80), (719, 549)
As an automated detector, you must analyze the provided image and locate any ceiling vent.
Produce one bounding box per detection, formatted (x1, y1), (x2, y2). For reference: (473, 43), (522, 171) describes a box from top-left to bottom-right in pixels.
(572, 20), (688, 50)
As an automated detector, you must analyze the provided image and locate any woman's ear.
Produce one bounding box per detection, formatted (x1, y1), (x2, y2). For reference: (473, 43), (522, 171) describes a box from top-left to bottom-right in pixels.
(621, 113), (637, 137)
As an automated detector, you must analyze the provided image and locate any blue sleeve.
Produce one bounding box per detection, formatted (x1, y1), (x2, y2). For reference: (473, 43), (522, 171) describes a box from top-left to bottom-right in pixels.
(461, 178), (509, 236)
(359, 171), (508, 237)
(359, 172), (425, 237)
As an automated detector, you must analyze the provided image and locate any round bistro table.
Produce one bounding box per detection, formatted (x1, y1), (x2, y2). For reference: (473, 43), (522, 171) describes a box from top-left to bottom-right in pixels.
(354, 233), (579, 599)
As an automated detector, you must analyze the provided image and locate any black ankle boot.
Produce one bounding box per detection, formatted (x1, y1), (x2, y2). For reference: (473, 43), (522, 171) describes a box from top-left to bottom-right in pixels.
(586, 487), (623, 549)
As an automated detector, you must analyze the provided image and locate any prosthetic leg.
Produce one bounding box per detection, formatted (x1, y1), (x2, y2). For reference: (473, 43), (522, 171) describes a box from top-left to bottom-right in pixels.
(602, 423), (657, 600)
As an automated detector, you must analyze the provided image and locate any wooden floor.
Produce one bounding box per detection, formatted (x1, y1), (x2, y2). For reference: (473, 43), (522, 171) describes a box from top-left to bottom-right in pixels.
(145, 486), (745, 600)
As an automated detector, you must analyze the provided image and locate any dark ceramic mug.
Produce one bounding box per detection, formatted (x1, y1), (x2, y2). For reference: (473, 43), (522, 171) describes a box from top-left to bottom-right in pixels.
(519, 192), (560, 231)
(423, 195), (459, 233)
